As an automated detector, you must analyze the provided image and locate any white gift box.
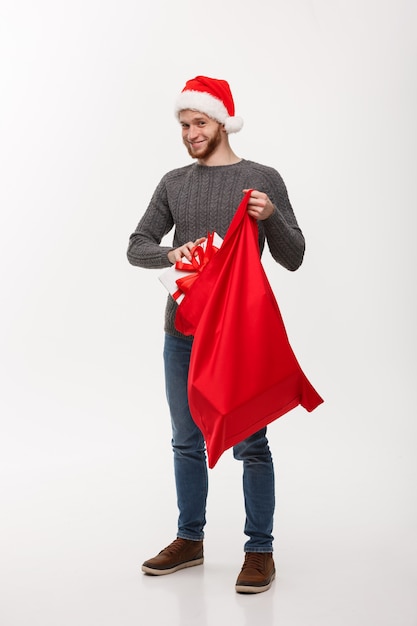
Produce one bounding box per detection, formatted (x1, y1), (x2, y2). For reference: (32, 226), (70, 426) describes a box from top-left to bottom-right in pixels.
(159, 232), (223, 304)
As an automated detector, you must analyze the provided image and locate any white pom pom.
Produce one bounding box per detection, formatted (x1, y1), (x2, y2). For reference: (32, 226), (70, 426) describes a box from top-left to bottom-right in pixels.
(224, 116), (244, 134)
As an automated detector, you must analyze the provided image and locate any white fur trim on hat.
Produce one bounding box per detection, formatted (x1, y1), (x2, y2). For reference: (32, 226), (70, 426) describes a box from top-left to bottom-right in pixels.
(175, 90), (244, 134)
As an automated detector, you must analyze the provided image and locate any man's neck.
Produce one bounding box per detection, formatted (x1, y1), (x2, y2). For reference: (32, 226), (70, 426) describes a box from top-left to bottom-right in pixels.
(198, 145), (241, 167)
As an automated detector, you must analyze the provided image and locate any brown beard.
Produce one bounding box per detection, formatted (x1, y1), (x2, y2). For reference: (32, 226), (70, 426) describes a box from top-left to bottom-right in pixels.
(184, 125), (223, 160)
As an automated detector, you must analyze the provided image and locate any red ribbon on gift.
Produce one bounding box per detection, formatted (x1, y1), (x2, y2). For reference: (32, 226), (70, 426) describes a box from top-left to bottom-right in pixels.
(173, 232), (219, 301)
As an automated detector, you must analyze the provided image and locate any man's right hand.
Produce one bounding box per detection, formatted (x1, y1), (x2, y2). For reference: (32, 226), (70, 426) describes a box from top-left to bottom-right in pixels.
(167, 238), (206, 264)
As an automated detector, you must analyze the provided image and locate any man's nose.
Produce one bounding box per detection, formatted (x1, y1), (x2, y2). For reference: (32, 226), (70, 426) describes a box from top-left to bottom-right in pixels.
(188, 125), (199, 141)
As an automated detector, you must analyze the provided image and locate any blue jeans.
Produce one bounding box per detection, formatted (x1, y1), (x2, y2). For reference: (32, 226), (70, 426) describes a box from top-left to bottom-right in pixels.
(163, 333), (275, 552)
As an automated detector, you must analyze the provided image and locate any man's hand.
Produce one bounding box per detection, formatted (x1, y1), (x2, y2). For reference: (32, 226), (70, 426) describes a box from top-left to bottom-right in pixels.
(243, 189), (275, 221)
(167, 237), (206, 264)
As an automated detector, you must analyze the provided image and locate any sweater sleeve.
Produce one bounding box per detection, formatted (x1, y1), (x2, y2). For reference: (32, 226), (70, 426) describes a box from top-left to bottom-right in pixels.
(127, 177), (175, 269)
(261, 169), (305, 271)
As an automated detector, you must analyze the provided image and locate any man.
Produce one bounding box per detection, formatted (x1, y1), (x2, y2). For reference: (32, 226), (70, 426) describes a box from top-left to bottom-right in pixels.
(127, 76), (305, 594)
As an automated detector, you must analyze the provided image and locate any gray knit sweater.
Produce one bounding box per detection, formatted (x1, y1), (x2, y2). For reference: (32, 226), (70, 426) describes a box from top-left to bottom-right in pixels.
(127, 158), (305, 338)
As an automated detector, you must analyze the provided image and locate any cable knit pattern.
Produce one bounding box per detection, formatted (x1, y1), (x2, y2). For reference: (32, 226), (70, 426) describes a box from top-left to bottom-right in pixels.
(127, 159), (305, 338)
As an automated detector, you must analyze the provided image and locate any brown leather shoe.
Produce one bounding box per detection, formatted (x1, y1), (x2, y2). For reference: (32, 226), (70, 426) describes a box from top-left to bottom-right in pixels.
(142, 538), (204, 576)
(235, 552), (275, 593)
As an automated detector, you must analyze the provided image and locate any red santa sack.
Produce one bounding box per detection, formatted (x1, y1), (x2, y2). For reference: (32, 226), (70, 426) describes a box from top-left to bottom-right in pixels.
(175, 190), (323, 468)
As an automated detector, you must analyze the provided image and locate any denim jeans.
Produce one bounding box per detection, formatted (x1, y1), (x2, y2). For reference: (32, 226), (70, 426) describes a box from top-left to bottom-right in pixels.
(163, 333), (275, 552)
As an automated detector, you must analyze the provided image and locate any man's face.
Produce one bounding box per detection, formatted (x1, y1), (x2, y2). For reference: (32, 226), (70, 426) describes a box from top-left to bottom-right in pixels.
(179, 110), (223, 160)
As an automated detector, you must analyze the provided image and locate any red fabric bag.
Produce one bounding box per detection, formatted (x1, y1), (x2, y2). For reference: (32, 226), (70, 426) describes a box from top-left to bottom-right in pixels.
(175, 190), (323, 468)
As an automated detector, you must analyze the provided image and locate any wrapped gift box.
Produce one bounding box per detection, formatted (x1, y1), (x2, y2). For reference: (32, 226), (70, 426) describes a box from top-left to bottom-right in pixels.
(159, 232), (223, 304)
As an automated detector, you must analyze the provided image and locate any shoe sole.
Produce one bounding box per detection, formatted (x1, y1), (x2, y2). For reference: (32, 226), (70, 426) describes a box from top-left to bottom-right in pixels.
(142, 557), (204, 576)
(235, 571), (276, 594)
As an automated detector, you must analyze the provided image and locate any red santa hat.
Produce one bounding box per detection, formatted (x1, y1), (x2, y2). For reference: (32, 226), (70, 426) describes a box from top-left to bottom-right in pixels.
(175, 76), (244, 134)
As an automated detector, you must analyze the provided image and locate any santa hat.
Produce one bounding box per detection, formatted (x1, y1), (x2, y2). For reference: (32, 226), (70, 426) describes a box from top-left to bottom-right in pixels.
(175, 76), (244, 134)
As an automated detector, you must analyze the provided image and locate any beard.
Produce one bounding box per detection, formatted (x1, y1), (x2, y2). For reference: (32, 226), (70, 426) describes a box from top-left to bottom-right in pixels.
(184, 125), (223, 160)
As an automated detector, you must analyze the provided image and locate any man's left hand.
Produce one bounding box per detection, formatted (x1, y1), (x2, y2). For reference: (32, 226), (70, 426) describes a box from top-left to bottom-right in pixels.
(243, 189), (275, 221)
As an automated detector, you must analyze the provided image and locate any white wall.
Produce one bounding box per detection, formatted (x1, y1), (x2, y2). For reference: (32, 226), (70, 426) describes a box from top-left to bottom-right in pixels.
(1, 1), (416, 624)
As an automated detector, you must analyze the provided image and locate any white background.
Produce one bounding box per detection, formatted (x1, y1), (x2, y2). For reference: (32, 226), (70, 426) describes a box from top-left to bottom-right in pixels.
(1, 1), (416, 624)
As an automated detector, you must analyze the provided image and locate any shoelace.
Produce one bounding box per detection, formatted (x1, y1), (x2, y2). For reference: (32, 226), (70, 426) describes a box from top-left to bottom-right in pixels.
(242, 553), (267, 572)
(161, 538), (188, 555)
